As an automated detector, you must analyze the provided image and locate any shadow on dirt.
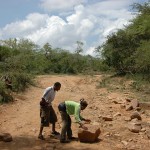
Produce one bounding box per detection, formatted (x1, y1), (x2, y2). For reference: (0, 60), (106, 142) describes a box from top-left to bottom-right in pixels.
(0, 135), (101, 150)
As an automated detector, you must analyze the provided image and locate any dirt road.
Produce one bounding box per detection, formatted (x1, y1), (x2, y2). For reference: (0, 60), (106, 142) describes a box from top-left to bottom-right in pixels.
(0, 75), (150, 150)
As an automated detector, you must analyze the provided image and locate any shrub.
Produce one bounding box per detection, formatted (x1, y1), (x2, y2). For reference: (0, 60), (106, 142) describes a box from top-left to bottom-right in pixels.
(0, 80), (13, 103)
(9, 72), (35, 92)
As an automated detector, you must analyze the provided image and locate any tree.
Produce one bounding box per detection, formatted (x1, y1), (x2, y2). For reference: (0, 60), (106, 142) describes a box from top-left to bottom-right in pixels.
(43, 43), (52, 59)
(75, 41), (84, 54)
(96, 1), (150, 75)
(0, 38), (17, 49)
(17, 38), (38, 52)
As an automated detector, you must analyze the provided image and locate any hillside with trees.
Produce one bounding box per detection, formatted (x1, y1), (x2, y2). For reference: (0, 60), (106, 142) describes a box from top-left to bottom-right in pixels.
(0, 1), (150, 103)
(0, 39), (105, 102)
(96, 1), (150, 79)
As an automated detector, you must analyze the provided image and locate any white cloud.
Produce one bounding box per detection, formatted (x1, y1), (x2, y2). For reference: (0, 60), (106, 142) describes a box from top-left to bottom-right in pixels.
(85, 46), (95, 56)
(25, 16), (67, 45)
(66, 5), (85, 25)
(77, 19), (94, 38)
(40, 0), (85, 12)
(0, 0), (138, 56)
(0, 13), (49, 37)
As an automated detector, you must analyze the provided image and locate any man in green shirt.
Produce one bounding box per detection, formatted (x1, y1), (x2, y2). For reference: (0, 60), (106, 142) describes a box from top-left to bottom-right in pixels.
(58, 99), (91, 143)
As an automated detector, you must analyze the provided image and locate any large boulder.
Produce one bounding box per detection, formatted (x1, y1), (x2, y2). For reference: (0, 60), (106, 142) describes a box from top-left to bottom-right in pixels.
(0, 133), (13, 142)
(131, 99), (139, 109)
(78, 125), (101, 143)
(130, 112), (142, 120)
(128, 121), (142, 133)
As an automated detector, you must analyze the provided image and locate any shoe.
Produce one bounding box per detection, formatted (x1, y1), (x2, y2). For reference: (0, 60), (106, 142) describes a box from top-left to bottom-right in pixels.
(68, 137), (76, 140)
(38, 135), (45, 140)
(51, 131), (60, 135)
(60, 140), (70, 143)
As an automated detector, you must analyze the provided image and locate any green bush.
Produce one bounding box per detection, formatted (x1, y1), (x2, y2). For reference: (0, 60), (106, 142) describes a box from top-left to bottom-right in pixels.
(9, 72), (35, 92)
(0, 80), (13, 103)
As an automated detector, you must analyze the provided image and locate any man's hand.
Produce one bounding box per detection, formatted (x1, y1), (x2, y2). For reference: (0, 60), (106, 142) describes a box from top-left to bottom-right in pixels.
(81, 125), (88, 130)
(79, 122), (88, 130)
(40, 98), (49, 107)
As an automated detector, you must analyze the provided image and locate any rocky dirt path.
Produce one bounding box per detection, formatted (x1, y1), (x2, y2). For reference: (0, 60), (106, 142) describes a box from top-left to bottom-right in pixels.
(0, 75), (150, 150)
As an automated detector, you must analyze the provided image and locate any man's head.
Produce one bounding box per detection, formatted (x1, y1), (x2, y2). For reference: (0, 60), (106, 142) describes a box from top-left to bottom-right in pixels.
(80, 98), (88, 110)
(54, 82), (61, 91)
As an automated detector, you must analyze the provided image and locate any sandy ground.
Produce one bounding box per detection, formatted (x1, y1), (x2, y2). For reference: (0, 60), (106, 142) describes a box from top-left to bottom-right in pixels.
(0, 75), (150, 150)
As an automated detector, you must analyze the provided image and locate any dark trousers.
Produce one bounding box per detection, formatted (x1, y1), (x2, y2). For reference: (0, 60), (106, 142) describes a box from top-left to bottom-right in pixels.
(59, 111), (72, 141)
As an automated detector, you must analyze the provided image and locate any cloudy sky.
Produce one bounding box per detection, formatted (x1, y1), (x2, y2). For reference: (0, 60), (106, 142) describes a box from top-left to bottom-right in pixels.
(0, 0), (148, 56)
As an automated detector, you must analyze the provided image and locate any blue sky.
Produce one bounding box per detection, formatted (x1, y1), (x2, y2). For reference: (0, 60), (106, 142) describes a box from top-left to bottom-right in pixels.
(0, 0), (148, 55)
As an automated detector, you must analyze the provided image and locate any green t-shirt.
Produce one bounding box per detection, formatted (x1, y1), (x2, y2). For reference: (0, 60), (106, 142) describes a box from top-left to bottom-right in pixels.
(65, 101), (83, 123)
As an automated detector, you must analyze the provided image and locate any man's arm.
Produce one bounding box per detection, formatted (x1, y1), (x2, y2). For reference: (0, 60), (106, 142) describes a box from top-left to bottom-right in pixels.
(74, 107), (88, 130)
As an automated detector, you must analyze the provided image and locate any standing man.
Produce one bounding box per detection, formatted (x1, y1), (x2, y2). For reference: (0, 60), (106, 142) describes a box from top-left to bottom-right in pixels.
(38, 82), (61, 140)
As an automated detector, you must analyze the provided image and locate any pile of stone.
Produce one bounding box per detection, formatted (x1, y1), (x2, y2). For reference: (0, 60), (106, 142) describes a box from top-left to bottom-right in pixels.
(127, 111), (142, 133)
(111, 98), (150, 140)
(120, 99), (150, 139)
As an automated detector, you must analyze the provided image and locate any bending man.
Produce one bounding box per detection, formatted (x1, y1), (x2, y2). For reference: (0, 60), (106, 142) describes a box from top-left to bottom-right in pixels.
(58, 98), (91, 143)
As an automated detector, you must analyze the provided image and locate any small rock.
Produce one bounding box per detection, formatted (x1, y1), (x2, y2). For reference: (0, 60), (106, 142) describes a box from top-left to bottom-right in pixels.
(131, 118), (141, 124)
(128, 122), (142, 133)
(126, 104), (133, 111)
(102, 116), (113, 121)
(128, 139), (133, 142)
(141, 128), (146, 132)
(120, 104), (125, 109)
(113, 112), (121, 118)
(114, 133), (120, 137)
(121, 140), (128, 146)
(104, 132), (110, 137)
(126, 98), (131, 102)
(134, 107), (141, 111)
(112, 100), (118, 104)
(98, 115), (102, 118)
(124, 117), (131, 121)
(130, 112), (142, 120)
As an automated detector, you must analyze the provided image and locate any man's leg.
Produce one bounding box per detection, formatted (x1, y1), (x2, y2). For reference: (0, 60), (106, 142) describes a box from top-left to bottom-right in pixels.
(52, 122), (56, 133)
(50, 106), (59, 135)
(38, 107), (49, 140)
(39, 126), (43, 136)
(38, 117), (45, 140)
(60, 111), (69, 142)
(67, 115), (72, 139)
